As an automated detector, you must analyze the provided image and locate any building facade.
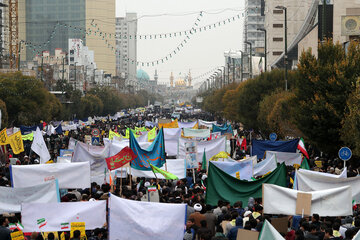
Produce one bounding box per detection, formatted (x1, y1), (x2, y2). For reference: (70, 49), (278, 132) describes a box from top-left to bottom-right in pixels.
(264, 0), (315, 70)
(17, 0), (115, 75)
(244, 0), (265, 55)
(116, 13), (137, 90)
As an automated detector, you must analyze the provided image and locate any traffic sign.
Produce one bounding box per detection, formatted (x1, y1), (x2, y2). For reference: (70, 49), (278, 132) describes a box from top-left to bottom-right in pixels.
(269, 133), (277, 141)
(91, 128), (100, 137)
(338, 147), (352, 161)
(91, 137), (100, 146)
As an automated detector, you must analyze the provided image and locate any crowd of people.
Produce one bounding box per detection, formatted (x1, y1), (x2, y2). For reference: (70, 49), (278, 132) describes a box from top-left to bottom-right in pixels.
(0, 109), (359, 240)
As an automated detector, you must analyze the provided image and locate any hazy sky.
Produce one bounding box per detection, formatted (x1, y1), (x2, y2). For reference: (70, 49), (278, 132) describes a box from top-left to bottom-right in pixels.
(116, 0), (245, 88)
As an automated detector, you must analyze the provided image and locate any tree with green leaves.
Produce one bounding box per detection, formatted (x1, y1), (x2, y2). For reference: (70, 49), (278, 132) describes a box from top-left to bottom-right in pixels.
(295, 40), (360, 154)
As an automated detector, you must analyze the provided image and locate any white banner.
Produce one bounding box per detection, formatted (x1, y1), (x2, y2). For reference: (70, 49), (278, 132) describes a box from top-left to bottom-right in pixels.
(165, 140), (178, 157)
(265, 151), (302, 166)
(211, 160), (253, 180)
(104, 139), (151, 156)
(11, 162), (90, 189)
(296, 168), (360, 202)
(130, 159), (186, 179)
(183, 128), (210, 138)
(21, 201), (107, 232)
(178, 121), (197, 129)
(263, 184), (352, 217)
(198, 120), (217, 128)
(164, 128), (182, 140)
(56, 156), (72, 163)
(178, 137), (226, 164)
(297, 168), (347, 179)
(109, 194), (186, 240)
(254, 155), (277, 177)
(72, 142), (110, 183)
(0, 180), (59, 214)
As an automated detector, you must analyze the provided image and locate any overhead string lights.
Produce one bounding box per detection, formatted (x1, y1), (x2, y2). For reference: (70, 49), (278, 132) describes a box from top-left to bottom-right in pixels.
(192, 66), (222, 82)
(20, 10), (244, 66)
(89, 11), (245, 40)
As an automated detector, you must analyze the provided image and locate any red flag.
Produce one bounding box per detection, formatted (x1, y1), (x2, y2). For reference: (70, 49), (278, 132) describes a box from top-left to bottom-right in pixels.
(105, 146), (136, 171)
(240, 138), (247, 150)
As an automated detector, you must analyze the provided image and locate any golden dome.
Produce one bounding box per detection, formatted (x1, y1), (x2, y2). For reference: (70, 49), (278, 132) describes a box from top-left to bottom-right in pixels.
(175, 78), (186, 86)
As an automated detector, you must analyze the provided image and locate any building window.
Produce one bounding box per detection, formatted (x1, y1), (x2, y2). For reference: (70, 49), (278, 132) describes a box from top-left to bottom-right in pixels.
(273, 24), (283, 28)
(273, 10), (283, 14)
(273, 37), (283, 42)
(273, 51), (283, 56)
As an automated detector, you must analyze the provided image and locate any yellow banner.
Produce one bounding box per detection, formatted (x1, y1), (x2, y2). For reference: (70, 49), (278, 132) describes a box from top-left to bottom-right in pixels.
(8, 131), (24, 154)
(148, 128), (157, 141)
(192, 122), (199, 129)
(22, 132), (34, 141)
(0, 128), (9, 145)
(11, 231), (24, 240)
(158, 119), (179, 129)
(70, 222), (86, 240)
(209, 151), (230, 161)
(109, 130), (121, 140)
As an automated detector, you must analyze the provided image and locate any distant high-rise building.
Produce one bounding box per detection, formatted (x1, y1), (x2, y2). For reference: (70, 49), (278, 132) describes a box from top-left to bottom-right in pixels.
(116, 13), (137, 88)
(17, 0), (116, 75)
(244, 0), (265, 55)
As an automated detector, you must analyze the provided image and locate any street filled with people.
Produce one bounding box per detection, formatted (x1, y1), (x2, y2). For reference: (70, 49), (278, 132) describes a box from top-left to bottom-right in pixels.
(0, 105), (359, 240)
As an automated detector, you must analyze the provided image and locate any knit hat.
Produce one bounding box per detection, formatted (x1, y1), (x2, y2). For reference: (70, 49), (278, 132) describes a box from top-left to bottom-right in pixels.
(194, 203), (202, 212)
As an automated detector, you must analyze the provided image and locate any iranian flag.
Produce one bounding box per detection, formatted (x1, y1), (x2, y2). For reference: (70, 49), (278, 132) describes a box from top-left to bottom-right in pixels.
(297, 138), (309, 159)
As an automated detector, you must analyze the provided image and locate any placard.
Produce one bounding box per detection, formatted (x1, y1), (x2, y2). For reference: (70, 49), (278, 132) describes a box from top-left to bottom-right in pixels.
(70, 222), (86, 240)
(296, 192), (312, 216)
(271, 217), (288, 235)
(11, 231), (24, 240)
(236, 229), (259, 240)
(185, 141), (197, 169)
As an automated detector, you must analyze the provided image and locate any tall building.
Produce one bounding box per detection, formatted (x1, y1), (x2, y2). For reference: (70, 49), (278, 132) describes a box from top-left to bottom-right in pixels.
(116, 13), (137, 88)
(17, 0), (116, 75)
(264, 0), (316, 70)
(244, 0), (265, 55)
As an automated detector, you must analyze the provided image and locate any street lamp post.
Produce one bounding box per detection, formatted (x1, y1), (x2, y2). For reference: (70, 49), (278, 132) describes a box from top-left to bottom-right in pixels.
(257, 28), (267, 72)
(222, 66), (225, 87)
(245, 41), (252, 79)
(275, 5), (288, 91)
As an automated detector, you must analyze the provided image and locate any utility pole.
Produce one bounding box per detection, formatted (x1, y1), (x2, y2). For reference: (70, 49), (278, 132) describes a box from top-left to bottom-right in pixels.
(17, 41), (21, 71)
(227, 57), (230, 84)
(245, 41), (252, 79)
(322, 0), (326, 41)
(232, 58), (236, 83)
(240, 51), (243, 82)
(222, 66), (225, 88)
(257, 28), (267, 72)
(74, 62), (77, 90)
(40, 55), (43, 81)
(62, 57), (65, 87)
(275, 6), (288, 91)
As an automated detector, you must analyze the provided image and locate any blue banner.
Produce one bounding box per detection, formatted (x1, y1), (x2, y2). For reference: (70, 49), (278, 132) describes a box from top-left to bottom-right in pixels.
(55, 124), (63, 134)
(212, 123), (233, 135)
(20, 124), (43, 135)
(251, 139), (299, 159)
(130, 127), (166, 170)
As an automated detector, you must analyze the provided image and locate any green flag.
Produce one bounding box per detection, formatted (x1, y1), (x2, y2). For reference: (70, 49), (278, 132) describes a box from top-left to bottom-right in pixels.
(259, 220), (285, 240)
(300, 157), (310, 170)
(205, 162), (287, 206)
(201, 149), (207, 170)
(150, 163), (179, 180)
